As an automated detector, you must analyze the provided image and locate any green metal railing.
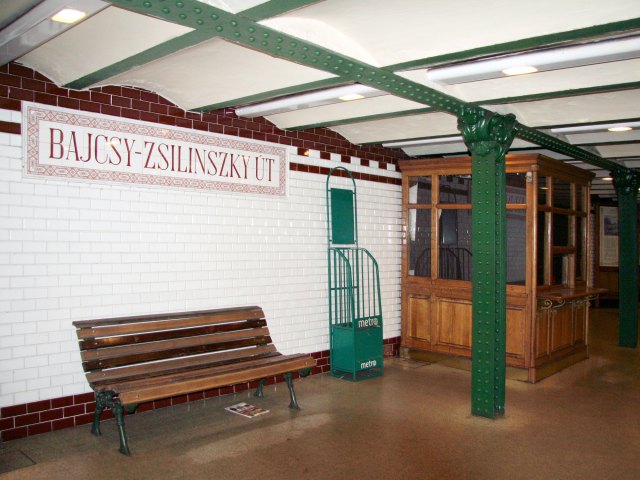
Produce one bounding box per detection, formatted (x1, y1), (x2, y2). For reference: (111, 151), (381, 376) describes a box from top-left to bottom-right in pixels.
(328, 247), (382, 330)
(326, 167), (384, 381)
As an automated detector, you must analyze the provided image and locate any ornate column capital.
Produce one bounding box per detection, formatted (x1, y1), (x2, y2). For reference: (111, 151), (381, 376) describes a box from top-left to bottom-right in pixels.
(457, 106), (517, 158)
(611, 168), (640, 196)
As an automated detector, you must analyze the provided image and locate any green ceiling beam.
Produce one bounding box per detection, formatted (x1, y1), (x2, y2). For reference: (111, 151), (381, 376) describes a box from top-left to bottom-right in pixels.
(240, 0), (324, 21)
(65, 29), (214, 89)
(108, 0), (637, 178)
(193, 77), (346, 111)
(514, 124), (621, 170)
(387, 17), (640, 72)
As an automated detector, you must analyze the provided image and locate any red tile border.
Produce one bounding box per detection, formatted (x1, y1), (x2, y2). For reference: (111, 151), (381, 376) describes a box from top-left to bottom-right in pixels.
(0, 338), (400, 443)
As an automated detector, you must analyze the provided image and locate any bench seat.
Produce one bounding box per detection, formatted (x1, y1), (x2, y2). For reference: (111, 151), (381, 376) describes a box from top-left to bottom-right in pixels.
(73, 306), (316, 455)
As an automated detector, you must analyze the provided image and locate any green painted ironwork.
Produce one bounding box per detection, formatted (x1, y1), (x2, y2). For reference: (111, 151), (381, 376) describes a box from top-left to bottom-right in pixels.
(612, 169), (640, 348)
(93, 390), (131, 455)
(283, 372), (300, 409)
(330, 187), (356, 244)
(326, 167), (383, 381)
(458, 107), (516, 418)
(107, 0), (639, 180)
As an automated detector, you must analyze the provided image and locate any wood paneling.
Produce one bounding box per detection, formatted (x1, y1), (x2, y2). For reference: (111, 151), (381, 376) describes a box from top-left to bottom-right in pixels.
(506, 308), (525, 356)
(437, 299), (472, 347)
(408, 295), (432, 342)
(550, 307), (573, 352)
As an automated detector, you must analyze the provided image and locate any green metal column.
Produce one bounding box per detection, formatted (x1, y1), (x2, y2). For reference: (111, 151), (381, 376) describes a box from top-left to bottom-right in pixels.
(612, 169), (640, 348)
(458, 107), (516, 418)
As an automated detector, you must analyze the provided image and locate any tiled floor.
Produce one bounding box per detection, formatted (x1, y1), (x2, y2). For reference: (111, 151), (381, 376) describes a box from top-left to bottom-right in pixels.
(1, 308), (639, 479)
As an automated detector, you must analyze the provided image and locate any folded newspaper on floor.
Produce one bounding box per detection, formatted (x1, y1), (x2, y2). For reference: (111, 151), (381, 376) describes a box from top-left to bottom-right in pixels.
(225, 402), (270, 418)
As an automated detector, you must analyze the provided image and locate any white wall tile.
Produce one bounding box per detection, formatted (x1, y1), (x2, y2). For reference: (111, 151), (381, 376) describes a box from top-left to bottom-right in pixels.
(0, 129), (402, 405)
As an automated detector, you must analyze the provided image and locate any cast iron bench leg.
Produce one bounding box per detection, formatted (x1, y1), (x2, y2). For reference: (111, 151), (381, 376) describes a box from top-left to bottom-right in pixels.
(113, 402), (131, 456)
(283, 373), (300, 410)
(254, 379), (266, 398)
(92, 390), (131, 455)
(91, 391), (108, 436)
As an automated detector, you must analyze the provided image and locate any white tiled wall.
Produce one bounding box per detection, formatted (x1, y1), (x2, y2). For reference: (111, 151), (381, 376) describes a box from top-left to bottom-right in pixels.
(0, 109), (403, 407)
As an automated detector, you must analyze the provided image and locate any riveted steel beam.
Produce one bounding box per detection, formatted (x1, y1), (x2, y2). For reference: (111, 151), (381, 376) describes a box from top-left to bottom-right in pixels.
(458, 107), (516, 418)
(612, 170), (640, 348)
(107, 0), (638, 181)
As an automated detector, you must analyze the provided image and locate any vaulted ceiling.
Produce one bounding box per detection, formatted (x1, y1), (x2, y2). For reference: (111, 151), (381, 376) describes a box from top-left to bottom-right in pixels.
(2, 0), (640, 198)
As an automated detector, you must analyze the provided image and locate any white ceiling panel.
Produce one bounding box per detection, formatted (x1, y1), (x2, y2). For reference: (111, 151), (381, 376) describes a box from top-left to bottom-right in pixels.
(261, 0), (640, 67)
(565, 130), (640, 144)
(94, 38), (336, 111)
(196, 0), (268, 13)
(596, 144), (640, 158)
(265, 95), (426, 130)
(484, 90), (640, 127)
(18, 6), (193, 86)
(398, 58), (640, 104)
(403, 143), (468, 157)
(330, 112), (459, 145)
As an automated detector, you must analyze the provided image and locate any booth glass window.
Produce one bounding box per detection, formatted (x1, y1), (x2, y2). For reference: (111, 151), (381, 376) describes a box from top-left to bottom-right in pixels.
(409, 176), (432, 204)
(538, 175), (548, 205)
(408, 208), (432, 277)
(507, 209), (526, 285)
(553, 178), (571, 209)
(536, 173), (589, 287)
(439, 175), (472, 204)
(439, 209), (472, 280)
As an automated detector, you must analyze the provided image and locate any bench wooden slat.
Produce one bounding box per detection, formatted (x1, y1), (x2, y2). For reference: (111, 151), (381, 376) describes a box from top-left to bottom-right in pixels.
(75, 307), (265, 339)
(79, 318), (267, 350)
(81, 327), (270, 362)
(83, 335), (272, 371)
(87, 345), (279, 387)
(117, 354), (317, 404)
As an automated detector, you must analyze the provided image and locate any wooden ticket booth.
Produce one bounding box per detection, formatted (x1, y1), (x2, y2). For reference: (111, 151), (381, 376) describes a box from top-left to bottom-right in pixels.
(399, 154), (604, 382)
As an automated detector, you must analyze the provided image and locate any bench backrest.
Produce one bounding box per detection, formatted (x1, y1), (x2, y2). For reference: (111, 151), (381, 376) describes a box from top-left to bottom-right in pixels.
(72, 306), (278, 390)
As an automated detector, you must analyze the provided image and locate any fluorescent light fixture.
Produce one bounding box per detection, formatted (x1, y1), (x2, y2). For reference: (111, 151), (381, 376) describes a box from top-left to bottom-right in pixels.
(338, 93), (365, 101)
(602, 176), (613, 181)
(235, 84), (384, 118)
(51, 8), (86, 23)
(382, 135), (463, 148)
(427, 36), (640, 84)
(550, 121), (640, 134)
(501, 65), (538, 76)
(0, 0), (107, 66)
(607, 126), (633, 132)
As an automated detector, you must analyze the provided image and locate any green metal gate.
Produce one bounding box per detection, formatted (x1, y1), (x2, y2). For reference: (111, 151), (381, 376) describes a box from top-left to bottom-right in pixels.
(326, 167), (383, 381)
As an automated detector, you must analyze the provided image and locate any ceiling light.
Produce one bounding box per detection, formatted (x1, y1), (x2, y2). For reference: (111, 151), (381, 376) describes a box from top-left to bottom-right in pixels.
(51, 8), (86, 24)
(235, 84), (384, 118)
(550, 121), (640, 134)
(338, 94), (365, 101)
(602, 176), (613, 181)
(382, 136), (463, 148)
(607, 126), (632, 132)
(0, 0), (108, 66)
(501, 66), (538, 76)
(426, 36), (640, 84)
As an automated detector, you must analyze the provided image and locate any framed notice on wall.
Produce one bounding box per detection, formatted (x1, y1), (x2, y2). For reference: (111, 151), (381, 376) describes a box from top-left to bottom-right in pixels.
(599, 206), (618, 267)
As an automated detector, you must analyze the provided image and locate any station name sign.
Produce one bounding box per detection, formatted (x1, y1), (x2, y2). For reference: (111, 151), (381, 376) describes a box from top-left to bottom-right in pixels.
(23, 103), (288, 196)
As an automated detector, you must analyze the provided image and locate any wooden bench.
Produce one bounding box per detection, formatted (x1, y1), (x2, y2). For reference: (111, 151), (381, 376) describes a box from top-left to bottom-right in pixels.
(72, 306), (316, 455)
